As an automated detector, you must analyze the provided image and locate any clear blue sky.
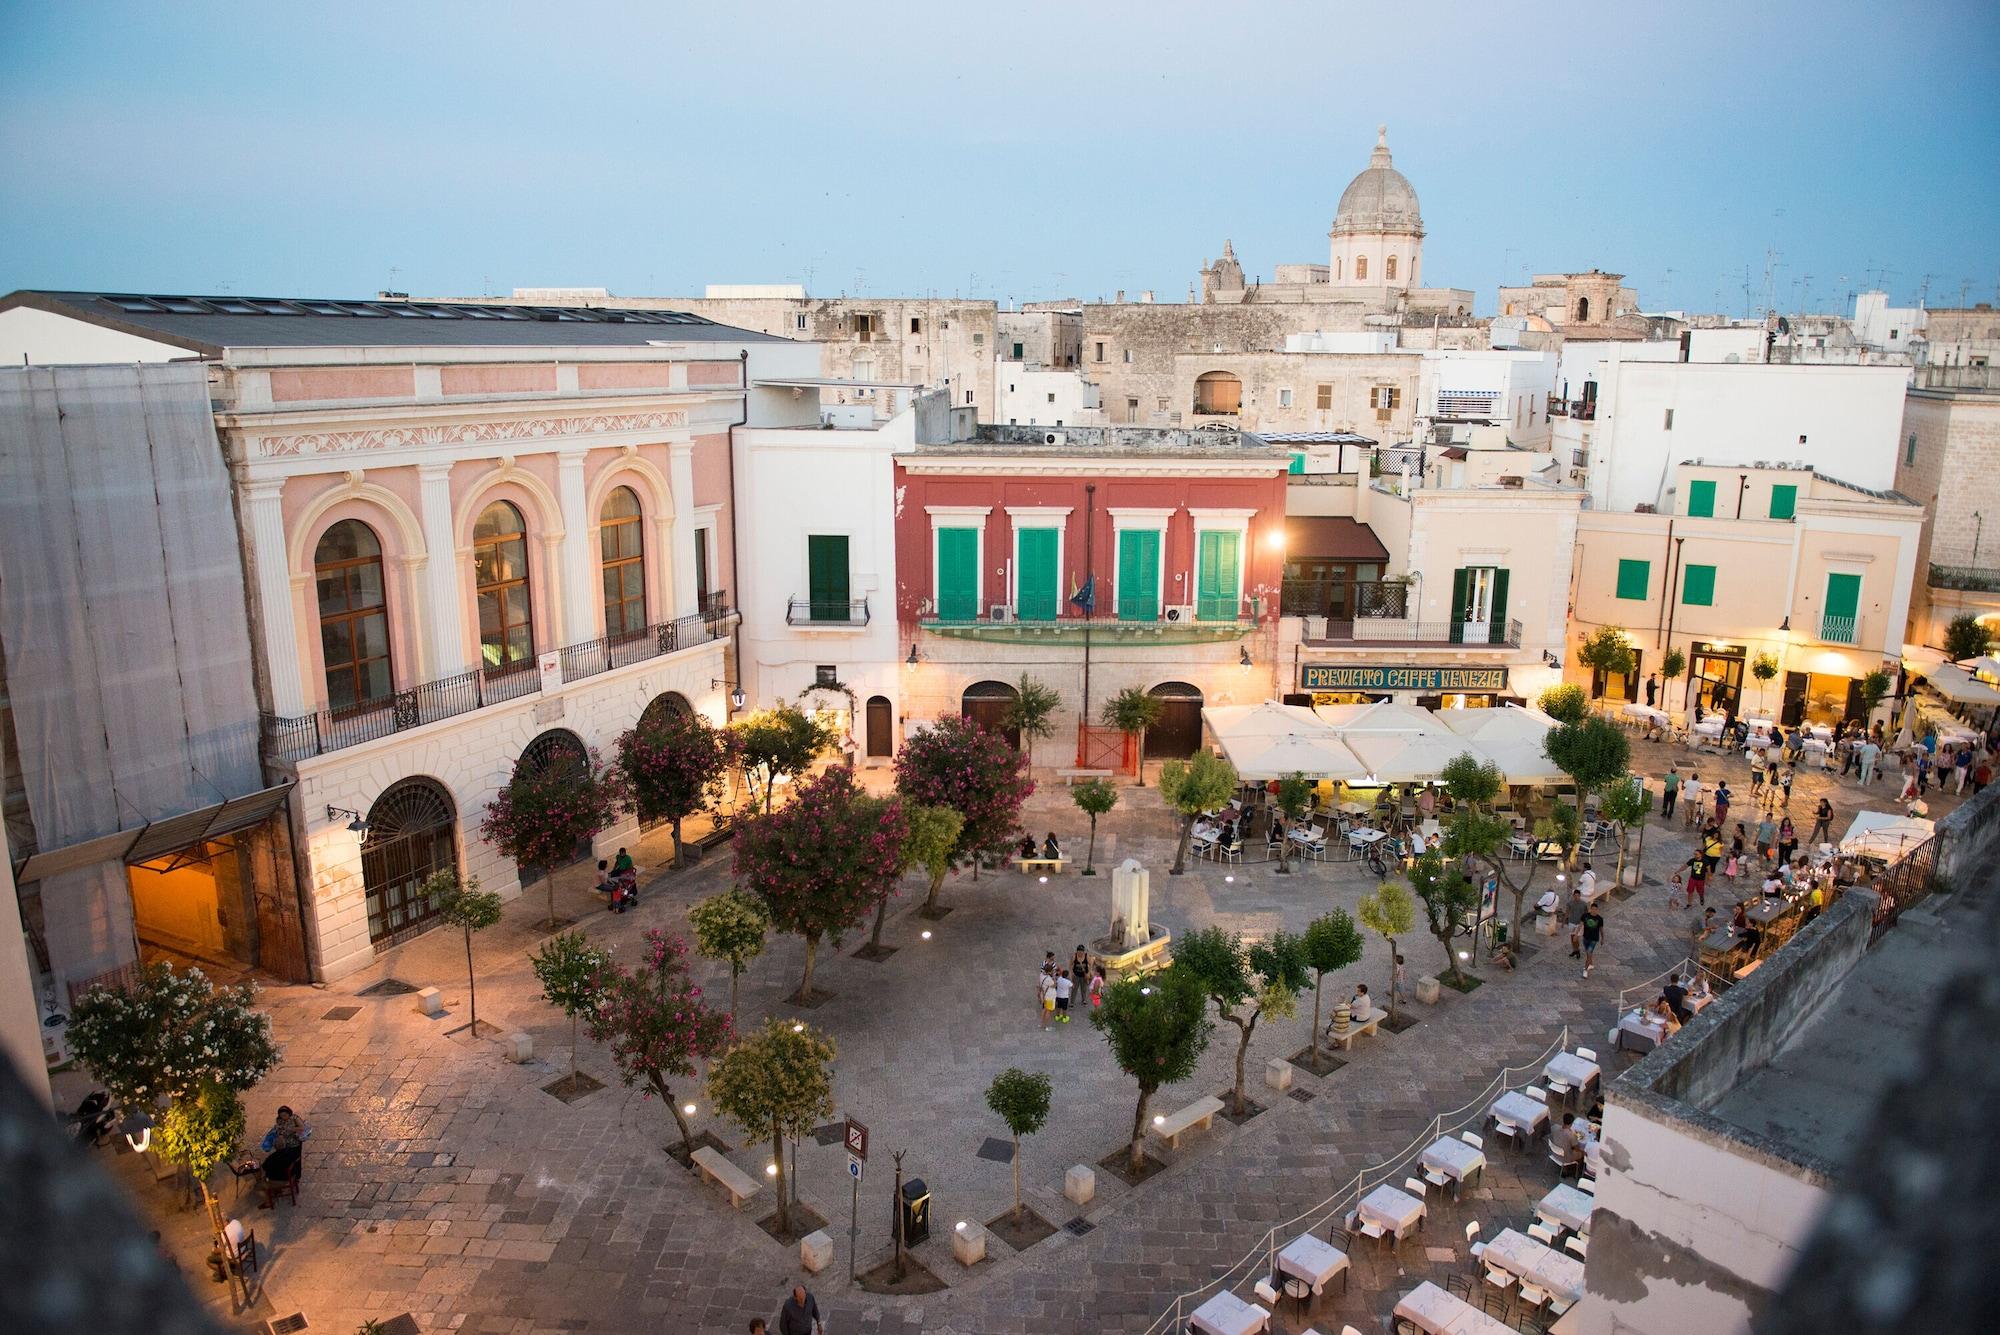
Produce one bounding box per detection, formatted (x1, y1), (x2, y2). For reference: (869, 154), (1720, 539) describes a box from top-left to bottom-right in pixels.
(3, 1), (1995, 315)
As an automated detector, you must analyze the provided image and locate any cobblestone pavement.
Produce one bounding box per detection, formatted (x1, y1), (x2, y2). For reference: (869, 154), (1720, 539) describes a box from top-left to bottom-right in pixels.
(87, 732), (1959, 1334)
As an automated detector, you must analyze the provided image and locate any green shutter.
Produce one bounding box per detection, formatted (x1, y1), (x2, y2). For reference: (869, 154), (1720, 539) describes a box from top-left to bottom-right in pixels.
(1488, 568), (1510, 644)
(1682, 563), (1716, 607)
(936, 528), (978, 621)
(807, 535), (849, 620)
(1288, 452), (1306, 475)
(1449, 567), (1468, 643)
(1615, 558), (1650, 601)
(1015, 528), (1058, 621)
(1117, 529), (1160, 621)
(1196, 531), (1240, 621)
(1768, 484), (1797, 520)
(1824, 571), (1860, 619)
(1687, 479), (1716, 518)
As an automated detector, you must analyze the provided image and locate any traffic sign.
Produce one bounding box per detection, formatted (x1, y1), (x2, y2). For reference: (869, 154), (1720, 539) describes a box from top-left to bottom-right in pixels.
(844, 1117), (869, 1161)
(848, 1154), (864, 1181)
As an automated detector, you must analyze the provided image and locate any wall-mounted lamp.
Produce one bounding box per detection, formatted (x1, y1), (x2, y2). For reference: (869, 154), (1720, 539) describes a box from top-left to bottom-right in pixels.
(1778, 616), (1791, 632)
(327, 806), (368, 835)
(119, 1109), (153, 1153)
(1239, 646), (1253, 668)
(906, 643), (920, 666)
(711, 678), (747, 711)
(1541, 651), (1561, 670)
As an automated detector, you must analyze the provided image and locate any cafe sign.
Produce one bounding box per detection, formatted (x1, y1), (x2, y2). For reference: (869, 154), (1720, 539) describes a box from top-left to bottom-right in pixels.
(1301, 664), (1510, 692)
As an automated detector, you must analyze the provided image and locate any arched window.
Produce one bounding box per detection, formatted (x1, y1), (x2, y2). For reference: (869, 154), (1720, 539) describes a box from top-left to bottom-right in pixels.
(362, 777), (457, 943)
(473, 501), (533, 673)
(315, 519), (391, 711)
(1386, 256), (1398, 280)
(600, 485), (646, 638)
(1355, 256), (1368, 280)
(1576, 296), (1591, 322)
(1194, 370), (1243, 416)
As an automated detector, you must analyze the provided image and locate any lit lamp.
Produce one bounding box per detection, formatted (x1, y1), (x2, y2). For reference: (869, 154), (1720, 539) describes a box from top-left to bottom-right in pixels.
(906, 643), (920, 666)
(920, 929), (932, 940)
(711, 678), (747, 711)
(1239, 646), (1253, 668)
(119, 1109), (153, 1154)
(327, 806), (368, 834)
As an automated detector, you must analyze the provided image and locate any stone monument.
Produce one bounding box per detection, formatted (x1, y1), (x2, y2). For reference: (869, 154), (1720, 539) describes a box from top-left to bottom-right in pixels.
(1094, 858), (1170, 972)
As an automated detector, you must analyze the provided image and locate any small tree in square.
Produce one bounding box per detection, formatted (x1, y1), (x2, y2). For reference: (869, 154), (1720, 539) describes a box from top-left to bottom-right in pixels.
(481, 747), (629, 929)
(432, 870), (505, 1035)
(895, 802), (964, 927)
(586, 929), (732, 1159)
(617, 707), (734, 868)
(1090, 965), (1211, 1175)
(731, 704), (838, 813)
(1577, 626), (1636, 685)
(1300, 909), (1364, 1068)
(1272, 772), (1315, 873)
(1597, 774), (1654, 888)
(1070, 777), (1119, 876)
(1438, 751), (1546, 953)
(1538, 682), (1589, 725)
(1158, 750), (1239, 875)
(1661, 647), (1687, 693)
(158, 1081), (252, 1301)
(1751, 652), (1781, 714)
(1173, 926), (1308, 1117)
(893, 713), (1034, 875)
(529, 929), (611, 1086)
(706, 1017), (838, 1238)
(1945, 612), (1993, 665)
(984, 1067), (1053, 1224)
(1101, 688), (1164, 784)
(1357, 881), (1418, 1021)
(687, 888), (770, 1018)
(1407, 848), (1483, 989)
(734, 766), (907, 1004)
(1000, 672), (1063, 746)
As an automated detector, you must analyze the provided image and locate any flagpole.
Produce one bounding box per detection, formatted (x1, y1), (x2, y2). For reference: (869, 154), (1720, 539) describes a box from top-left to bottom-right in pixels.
(1082, 483), (1096, 764)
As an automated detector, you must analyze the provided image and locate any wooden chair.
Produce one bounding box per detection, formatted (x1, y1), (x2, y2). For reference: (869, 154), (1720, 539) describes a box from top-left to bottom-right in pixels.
(222, 1221), (258, 1275)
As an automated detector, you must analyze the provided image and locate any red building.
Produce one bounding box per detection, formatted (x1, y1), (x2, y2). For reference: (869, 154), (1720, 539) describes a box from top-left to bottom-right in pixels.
(893, 425), (1289, 768)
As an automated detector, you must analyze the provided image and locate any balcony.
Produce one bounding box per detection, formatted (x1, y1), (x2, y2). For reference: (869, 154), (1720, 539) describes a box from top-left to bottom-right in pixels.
(1305, 617), (1522, 648)
(262, 607), (731, 763)
(1929, 564), (2000, 593)
(1819, 614), (1858, 646)
(1281, 578), (1406, 619)
(786, 595), (871, 627)
(919, 605), (1252, 645)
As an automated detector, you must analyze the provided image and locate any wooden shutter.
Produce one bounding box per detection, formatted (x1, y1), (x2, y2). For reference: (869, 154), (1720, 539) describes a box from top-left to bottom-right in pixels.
(807, 535), (849, 620)
(1197, 531), (1239, 621)
(1769, 485), (1797, 520)
(1118, 529), (1160, 621)
(1016, 528), (1058, 621)
(1687, 479), (1715, 517)
(1449, 567), (1468, 643)
(936, 528), (978, 621)
(1488, 568), (1510, 644)
(1824, 572), (1860, 619)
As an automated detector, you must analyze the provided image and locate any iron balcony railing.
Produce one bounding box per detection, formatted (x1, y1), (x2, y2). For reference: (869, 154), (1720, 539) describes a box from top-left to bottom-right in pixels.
(1819, 614), (1859, 646)
(262, 607), (731, 763)
(1309, 617), (1523, 648)
(1929, 564), (2000, 593)
(918, 604), (1254, 630)
(786, 596), (871, 627)
(1280, 579), (1406, 619)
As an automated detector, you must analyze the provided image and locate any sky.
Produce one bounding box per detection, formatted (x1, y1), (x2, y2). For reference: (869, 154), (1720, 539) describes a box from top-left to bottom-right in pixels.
(2, 1), (1996, 316)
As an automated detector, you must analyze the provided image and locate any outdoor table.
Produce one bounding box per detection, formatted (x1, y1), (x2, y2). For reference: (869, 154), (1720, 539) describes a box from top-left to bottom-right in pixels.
(1392, 1281), (1514, 1335)
(1288, 826), (1327, 849)
(1692, 719), (1723, 738)
(1622, 703), (1668, 728)
(1617, 1008), (1669, 1053)
(1483, 1228), (1586, 1304)
(1744, 716), (1776, 733)
(1274, 1230), (1350, 1297)
(1346, 827), (1388, 856)
(1188, 1289), (1270, 1335)
(1338, 798), (1374, 815)
(1686, 988), (1716, 1014)
(1537, 1183), (1595, 1234)
(1357, 1183), (1426, 1242)
(1488, 1090), (1550, 1140)
(1420, 1135), (1485, 1197)
(1808, 724), (1835, 741)
(1544, 1052), (1601, 1099)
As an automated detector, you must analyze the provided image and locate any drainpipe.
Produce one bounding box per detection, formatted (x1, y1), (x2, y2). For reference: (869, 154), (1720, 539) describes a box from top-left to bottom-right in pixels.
(724, 350), (749, 701)
(1664, 534), (1686, 709)
(1735, 472), (1749, 519)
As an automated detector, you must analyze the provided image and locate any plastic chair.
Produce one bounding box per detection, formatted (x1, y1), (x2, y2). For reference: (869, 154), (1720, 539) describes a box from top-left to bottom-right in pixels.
(1403, 1176), (1427, 1201)
(1460, 1131), (1482, 1150)
(1576, 1046), (1598, 1063)
(1528, 1222), (1558, 1246)
(1566, 1235), (1589, 1259)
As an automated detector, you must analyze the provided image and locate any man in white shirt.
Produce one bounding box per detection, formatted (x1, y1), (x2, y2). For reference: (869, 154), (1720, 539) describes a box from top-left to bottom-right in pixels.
(1578, 865), (1598, 902)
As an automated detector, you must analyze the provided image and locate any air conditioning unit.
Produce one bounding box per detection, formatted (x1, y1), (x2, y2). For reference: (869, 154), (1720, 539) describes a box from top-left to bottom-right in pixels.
(989, 604), (1012, 623)
(1164, 604), (1194, 622)
(1042, 431), (1066, 446)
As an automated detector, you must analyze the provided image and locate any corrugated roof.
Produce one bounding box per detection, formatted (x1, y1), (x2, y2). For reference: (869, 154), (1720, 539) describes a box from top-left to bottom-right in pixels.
(0, 290), (789, 355)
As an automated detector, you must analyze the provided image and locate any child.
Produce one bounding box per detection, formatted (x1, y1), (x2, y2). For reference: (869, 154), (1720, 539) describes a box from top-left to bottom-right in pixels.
(1037, 966), (1055, 1030)
(1668, 870), (1686, 910)
(1089, 965), (1106, 1009)
(1053, 969), (1074, 1023)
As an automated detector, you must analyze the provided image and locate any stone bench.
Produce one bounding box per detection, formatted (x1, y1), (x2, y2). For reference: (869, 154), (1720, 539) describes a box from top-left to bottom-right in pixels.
(1018, 858), (1067, 875)
(1058, 768), (1114, 786)
(1147, 1094), (1224, 1150)
(685, 825), (737, 862)
(689, 1146), (762, 1208)
(1327, 1009), (1383, 1051)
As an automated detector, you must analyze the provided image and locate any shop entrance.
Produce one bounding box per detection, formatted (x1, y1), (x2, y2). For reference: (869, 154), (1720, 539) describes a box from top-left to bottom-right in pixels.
(128, 836), (252, 971)
(1591, 649), (1643, 703)
(1687, 643), (1745, 716)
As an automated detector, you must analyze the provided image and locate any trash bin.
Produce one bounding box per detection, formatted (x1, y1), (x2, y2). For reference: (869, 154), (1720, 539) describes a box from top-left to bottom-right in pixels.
(897, 1177), (931, 1246)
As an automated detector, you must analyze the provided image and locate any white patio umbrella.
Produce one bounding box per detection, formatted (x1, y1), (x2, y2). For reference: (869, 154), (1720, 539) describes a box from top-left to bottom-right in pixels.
(1342, 729), (1487, 784)
(1203, 702), (1368, 781)
(1435, 705), (1565, 783)
(1837, 811), (1935, 865)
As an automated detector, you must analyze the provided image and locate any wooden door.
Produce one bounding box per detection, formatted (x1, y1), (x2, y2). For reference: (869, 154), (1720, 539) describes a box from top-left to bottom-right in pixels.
(866, 696), (893, 757)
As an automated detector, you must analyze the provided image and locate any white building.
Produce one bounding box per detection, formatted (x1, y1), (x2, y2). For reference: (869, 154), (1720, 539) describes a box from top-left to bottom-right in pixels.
(1851, 289), (1925, 355)
(1418, 348), (1559, 449)
(995, 360), (1101, 427)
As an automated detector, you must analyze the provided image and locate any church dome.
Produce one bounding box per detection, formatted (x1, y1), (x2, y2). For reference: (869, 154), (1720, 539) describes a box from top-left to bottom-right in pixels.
(1333, 125), (1423, 237)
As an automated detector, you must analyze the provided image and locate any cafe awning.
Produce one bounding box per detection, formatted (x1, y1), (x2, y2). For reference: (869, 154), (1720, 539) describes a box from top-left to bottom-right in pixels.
(1202, 702), (1368, 781)
(1284, 516), (1390, 563)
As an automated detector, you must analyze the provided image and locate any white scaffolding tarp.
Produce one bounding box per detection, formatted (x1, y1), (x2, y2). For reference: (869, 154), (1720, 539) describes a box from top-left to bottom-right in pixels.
(0, 363), (264, 984)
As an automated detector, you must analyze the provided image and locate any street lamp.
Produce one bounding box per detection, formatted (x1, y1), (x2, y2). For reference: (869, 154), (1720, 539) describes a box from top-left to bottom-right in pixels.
(326, 806), (368, 834)
(711, 678), (746, 711)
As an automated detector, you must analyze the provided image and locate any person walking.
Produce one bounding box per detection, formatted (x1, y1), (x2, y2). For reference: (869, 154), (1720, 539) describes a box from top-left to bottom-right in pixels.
(1683, 773), (1704, 828)
(1857, 737), (1881, 786)
(1955, 745), (1972, 794)
(1778, 762), (1796, 809)
(1778, 815), (1797, 867)
(1809, 796), (1834, 847)
(1974, 758), (1993, 797)
(1662, 766), (1681, 820)
(777, 1284), (825, 1335)
(1089, 965), (1106, 1010)
(1565, 888), (1587, 960)
(1645, 672), (1659, 706)
(1580, 905), (1606, 979)
(1712, 781), (1732, 833)
(1070, 945), (1090, 995)
(1687, 857), (1708, 908)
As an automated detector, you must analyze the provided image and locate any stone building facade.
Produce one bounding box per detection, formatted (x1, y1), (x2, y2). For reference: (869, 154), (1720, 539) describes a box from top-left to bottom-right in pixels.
(1897, 368), (2000, 644)
(1499, 270), (1648, 338)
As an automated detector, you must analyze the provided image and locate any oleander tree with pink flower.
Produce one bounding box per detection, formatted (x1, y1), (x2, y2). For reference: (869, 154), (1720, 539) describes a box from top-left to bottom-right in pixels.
(892, 714), (1035, 894)
(733, 766), (906, 1005)
(481, 746), (630, 928)
(616, 708), (735, 868)
(584, 929), (732, 1158)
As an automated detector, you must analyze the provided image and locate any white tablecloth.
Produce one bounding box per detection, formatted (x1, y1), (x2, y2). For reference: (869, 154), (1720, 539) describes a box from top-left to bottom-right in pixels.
(1420, 1135), (1486, 1187)
(1189, 1290), (1270, 1335)
(1393, 1281), (1514, 1335)
(1274, 1232), (1349, 1292)
(1617, 1009), (1668, 1052)
(1622, 703), (1669, 727)
(1358, 1183), (1426, 1238)
(1488, 1090), (1549, 1137)
(1692, 719), (1723, 738)
(1544, 1052), (1601, 1093)
(1537, 1183), (1595, 1233)
(1483, 1228), (1586, 1303)
(1346, 827), (1388, 850)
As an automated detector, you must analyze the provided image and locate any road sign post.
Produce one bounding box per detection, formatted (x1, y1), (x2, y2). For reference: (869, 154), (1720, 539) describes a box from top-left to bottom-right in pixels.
(844, 1118), (867, 1283)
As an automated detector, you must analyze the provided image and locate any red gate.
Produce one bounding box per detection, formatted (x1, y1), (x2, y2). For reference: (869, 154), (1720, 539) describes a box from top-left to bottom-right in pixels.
(1076, 725), (1136, 773)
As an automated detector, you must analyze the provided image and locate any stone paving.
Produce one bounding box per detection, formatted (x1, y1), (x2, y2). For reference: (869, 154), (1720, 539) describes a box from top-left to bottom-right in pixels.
(79, 729), (1962, 1334)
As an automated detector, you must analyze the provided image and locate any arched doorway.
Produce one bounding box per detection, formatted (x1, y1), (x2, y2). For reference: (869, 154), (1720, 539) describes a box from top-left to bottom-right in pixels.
(1145, 681), (1204, 760)
(866, 695), (894, 758)
(961, 680), (1020, 751)
(512, 729), (593, 880)
(361, 778), (459, 944)
(1194, 371), (1243, 416)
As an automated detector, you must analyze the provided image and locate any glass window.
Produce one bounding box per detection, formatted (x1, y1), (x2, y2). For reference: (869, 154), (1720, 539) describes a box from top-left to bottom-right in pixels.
(314, 519), (392, 711)
(599, 486), (646, 637)
(1682, 563), (1716, 606)
(1687, 479), (1716, 517)
(1768, 484), (1797, 520)
(474, 501), (533, 672)
(1615, 558), (1650, 601)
